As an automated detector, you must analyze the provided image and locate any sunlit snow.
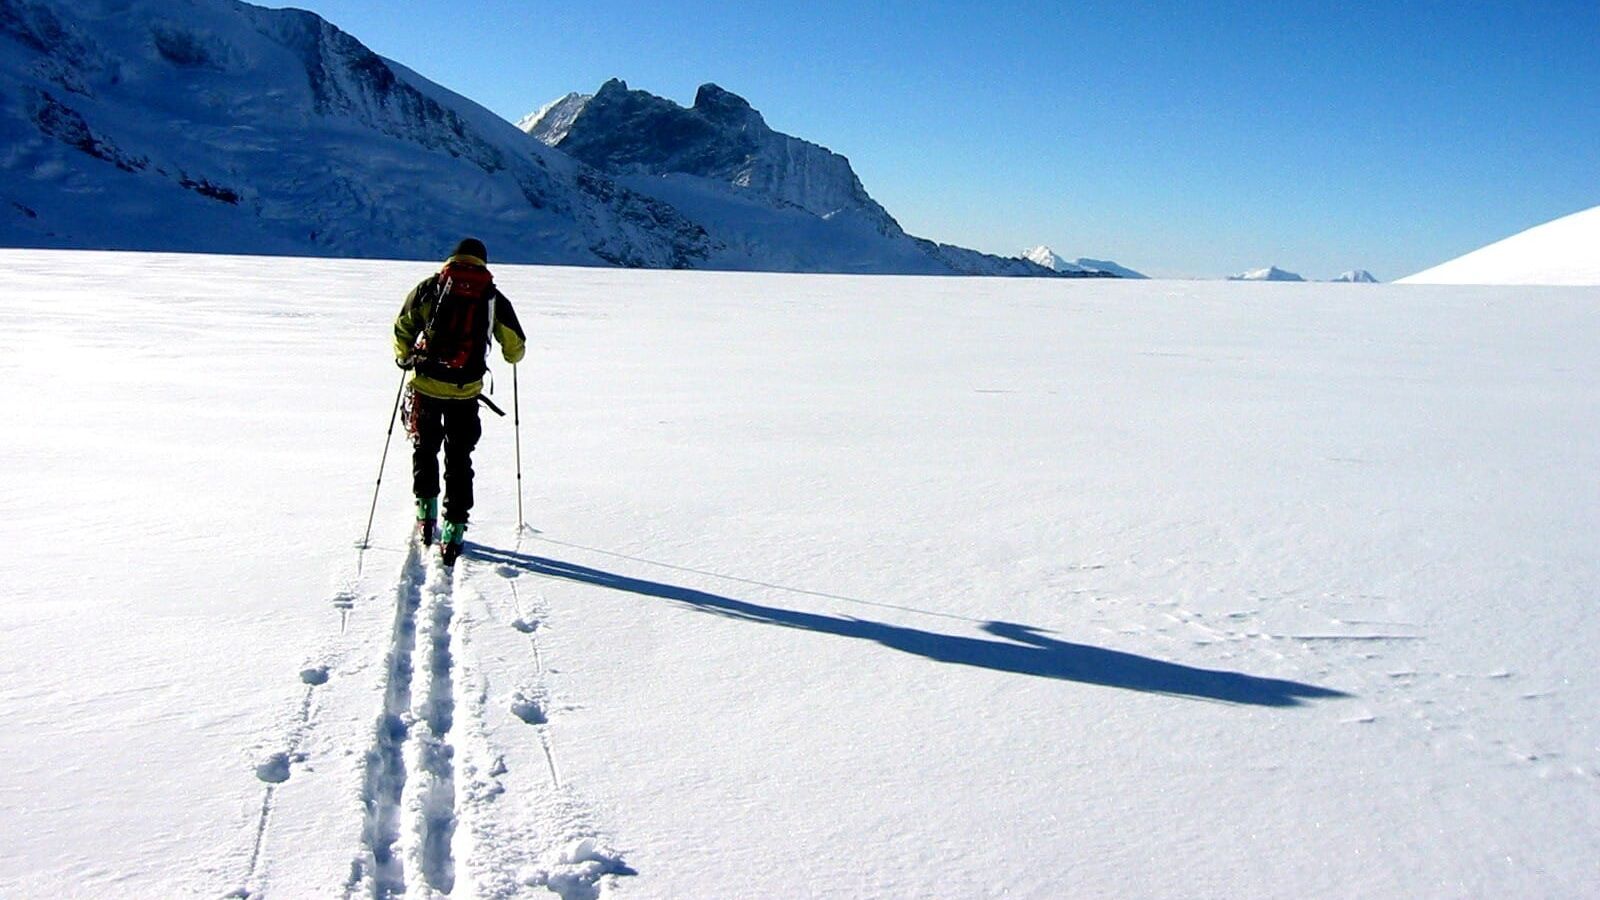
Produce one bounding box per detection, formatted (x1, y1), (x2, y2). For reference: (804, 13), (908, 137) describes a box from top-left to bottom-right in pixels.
(1, 250), (1596, 897)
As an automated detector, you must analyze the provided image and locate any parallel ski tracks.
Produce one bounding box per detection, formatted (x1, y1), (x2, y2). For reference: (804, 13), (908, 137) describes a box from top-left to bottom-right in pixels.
(242, 536), (627, 898)
(345, 542), (465, 899)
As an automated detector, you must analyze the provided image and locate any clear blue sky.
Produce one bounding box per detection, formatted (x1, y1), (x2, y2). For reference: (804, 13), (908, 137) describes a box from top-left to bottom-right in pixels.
(284, 0), (1598, 279)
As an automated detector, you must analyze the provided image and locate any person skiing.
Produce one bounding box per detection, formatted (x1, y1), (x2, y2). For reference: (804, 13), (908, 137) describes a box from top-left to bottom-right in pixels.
(393, 238), (526, 565)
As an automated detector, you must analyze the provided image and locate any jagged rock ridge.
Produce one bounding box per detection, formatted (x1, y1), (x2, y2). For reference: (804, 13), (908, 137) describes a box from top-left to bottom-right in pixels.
(524, 80), (1059, 276)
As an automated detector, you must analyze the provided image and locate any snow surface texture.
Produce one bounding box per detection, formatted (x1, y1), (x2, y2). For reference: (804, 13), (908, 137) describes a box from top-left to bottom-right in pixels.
(1401, 203), (1600, 285)
(1229, 265), (1305, 281)
(1023, 244), (1143, 278)
(2, 250), (1598, 897)
(522, 80), (1058, 277)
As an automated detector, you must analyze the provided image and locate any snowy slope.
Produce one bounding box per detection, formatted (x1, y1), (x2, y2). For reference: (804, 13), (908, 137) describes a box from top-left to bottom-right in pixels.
(3, 248), (1598, 898)
(1400, 204), (1600, 285)
(526, 80), (1056, 276)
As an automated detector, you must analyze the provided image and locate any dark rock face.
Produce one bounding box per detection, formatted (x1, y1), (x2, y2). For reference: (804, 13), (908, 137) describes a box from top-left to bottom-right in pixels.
(535, 79), (1067, 276)
(554, 79), (902, 235)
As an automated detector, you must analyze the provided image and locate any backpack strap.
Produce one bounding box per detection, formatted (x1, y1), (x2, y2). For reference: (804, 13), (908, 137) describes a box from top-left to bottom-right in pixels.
(418, 273), (451, 358)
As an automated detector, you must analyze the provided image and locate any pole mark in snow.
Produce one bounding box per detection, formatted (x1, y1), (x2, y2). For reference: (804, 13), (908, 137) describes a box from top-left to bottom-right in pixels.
(507, 577), (562, 788)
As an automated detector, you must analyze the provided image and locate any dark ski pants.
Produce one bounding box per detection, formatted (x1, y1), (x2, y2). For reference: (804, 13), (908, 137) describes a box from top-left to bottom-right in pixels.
(407, 390), (482, 524)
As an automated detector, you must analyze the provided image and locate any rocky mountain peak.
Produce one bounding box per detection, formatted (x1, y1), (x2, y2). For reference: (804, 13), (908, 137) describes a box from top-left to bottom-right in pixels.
(693, 83), (765, 129)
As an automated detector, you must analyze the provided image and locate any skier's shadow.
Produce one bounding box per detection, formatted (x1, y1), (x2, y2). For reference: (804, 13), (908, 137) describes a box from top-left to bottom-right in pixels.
(467, 544), (1348, 708)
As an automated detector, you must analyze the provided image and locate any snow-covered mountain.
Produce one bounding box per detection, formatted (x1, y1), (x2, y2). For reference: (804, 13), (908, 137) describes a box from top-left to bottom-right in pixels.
(1022, 245), (1143, 278)
(522, 80), (1057, 276)
(1333, 269), (1379, 283)
(1400, 204), (1600, 285)
(1074, 257), (1148, 279)
(0, 0), (714, 266)
(0, 1), (1065, 275)
(1228, 266), (1306, 282)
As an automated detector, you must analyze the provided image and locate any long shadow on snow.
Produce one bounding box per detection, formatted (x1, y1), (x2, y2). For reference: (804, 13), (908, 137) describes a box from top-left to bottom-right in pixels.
(467, 543), (1348, 708)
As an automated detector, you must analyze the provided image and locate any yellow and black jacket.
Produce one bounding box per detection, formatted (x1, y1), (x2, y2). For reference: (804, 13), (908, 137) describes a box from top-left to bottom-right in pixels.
(394, 254), (526, 400)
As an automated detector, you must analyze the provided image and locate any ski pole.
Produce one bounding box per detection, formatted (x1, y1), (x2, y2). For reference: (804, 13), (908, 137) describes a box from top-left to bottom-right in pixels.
(360, 369), (407, 551)
(513, 362), (525, 534)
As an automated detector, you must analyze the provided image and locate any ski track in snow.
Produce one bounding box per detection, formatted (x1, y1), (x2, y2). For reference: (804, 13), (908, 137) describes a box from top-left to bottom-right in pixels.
(347, 544), (426, 899)
(218, 536), (630, 899)
(447, 554), (632, 899)
(410, 554), (462, 894)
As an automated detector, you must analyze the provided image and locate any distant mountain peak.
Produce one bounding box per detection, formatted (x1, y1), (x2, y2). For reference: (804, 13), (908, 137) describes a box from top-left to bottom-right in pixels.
(517, 91), (592, 146)
(1023, 245), (1142, 278)
(1075, 257), (1148, 279)
(516, 79), (1064, 276)
(1333, 269), (1378, 283)
(527, 79), (901, 232)
(1023, 245), (1084, 273)
(1229, 266), (1305, 282)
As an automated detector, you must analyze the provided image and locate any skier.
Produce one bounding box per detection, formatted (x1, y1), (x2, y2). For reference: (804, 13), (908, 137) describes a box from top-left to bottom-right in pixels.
(394, 238), (526, 565)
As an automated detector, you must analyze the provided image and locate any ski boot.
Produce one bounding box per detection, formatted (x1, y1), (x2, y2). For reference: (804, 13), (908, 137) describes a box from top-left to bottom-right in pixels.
(440, 520), (467, 567)
(416, 497), (438, 546)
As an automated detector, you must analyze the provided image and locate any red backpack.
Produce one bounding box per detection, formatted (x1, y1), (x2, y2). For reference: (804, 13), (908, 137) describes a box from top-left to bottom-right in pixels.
(416, 262), (495, 382)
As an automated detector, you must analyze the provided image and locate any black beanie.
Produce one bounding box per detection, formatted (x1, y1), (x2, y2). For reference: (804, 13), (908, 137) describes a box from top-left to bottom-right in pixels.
(451, 237), (488, 262)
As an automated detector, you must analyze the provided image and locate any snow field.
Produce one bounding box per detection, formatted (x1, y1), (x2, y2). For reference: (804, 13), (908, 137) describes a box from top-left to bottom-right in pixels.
(0, 251), (1597, 897)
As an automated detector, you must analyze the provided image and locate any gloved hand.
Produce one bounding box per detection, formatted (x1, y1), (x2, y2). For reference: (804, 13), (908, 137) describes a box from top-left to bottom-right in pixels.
(396, 353), (419, 370)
